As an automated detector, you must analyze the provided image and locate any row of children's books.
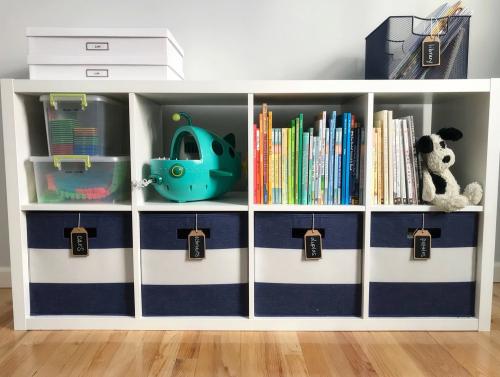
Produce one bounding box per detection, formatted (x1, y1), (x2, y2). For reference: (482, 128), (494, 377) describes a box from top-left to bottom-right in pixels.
(253, 104), (365, 205)
(373, 111), (422, 205)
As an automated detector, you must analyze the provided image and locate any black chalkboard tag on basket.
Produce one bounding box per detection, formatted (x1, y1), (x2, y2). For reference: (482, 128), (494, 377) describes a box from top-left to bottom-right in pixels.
(188, 229), (206, 260)
(71, 227), (89, 257)
(413, 229), (432, 260)
(422, 35), (441, 67)
(304, 229), (322, 260)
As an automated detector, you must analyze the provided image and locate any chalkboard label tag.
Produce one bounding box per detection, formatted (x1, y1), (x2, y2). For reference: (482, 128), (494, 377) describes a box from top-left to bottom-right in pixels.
(188, 230), (206, 260)
(422, 36), (441, 67)
(304, 229), (322, 260)
(413, 229), (431, 260)
(71, 227), (89, 257)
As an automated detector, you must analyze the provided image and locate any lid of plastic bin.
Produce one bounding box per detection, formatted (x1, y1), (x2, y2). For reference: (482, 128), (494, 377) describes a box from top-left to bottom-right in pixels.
(30, 156), (130, 163)
(39, 94), (123, 106)
(26, 27), (184, 56)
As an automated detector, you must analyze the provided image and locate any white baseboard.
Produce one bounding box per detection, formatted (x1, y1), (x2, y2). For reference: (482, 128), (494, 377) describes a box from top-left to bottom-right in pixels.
(0, 267), (11, 288)
(495, 262), (500, 283)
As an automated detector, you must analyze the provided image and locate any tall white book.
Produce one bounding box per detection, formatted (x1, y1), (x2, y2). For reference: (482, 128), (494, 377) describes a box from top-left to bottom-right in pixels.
(373, 111), (387, 204)
(402, 119), (414, 204)
(399, 120), (407, 204)
(387, 111), (394, 204)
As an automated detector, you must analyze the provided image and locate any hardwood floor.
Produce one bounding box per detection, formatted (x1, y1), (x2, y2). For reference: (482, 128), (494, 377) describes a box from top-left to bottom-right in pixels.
(0, 285), (499, 377)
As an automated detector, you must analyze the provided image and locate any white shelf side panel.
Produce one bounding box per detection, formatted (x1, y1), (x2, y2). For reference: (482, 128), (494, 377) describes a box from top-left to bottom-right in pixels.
(475, 80), (500, 330)
(1, 80), (30, 329)
(247, 93), (255, 318)
(362, 93), (374, 318)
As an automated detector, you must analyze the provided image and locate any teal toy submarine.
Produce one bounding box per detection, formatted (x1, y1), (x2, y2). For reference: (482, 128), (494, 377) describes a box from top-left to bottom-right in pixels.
(148, 113), (241, 202)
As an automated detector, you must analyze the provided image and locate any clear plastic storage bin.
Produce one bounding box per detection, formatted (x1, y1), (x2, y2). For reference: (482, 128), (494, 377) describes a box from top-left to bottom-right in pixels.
(40, 93), (129, 156)
(31, 155), (130, 203)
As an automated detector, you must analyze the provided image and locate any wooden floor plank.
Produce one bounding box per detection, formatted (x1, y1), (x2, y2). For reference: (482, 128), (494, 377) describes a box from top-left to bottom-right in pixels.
(0, 285), (499, 376)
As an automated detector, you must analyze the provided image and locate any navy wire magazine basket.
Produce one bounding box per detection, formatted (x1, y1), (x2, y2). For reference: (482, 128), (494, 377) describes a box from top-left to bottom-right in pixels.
(365, 15), (470, 79)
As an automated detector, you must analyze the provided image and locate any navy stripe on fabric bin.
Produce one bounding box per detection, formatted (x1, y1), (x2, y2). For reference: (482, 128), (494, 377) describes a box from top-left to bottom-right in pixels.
(371, 212), (478, 248)
(255, 283), (362, 316)
(27, 212), (132, 249)
(254, 213), (363, 249)
(369, 282), (475, 317)
(142, 283), (249, 316)
(140, 212), (248, 250)
(30, 283), (135, 316)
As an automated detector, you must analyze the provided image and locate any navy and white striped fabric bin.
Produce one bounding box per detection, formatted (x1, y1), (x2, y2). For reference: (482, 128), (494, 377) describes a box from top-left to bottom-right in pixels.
(254, 212), (363, 317)
(27, 212), (134, 316)
(370, 212), (478, 317)
(140, 212), (248, 316)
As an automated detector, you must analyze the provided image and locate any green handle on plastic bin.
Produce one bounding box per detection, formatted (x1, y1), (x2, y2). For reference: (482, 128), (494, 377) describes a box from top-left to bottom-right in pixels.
(53, 155), (91, 170)
(49, 93), (87, 110)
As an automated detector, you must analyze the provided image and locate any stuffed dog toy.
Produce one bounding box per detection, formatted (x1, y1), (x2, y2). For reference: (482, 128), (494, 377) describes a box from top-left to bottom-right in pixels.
(415, 128), (482, 212)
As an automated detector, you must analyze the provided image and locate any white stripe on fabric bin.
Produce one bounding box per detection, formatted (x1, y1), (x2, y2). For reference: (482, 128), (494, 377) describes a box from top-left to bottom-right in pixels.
(370, 247), (476, 283)
(141, 248), (248, 285)
(29, 248), (133, 283)
(255, 248), (362, 284)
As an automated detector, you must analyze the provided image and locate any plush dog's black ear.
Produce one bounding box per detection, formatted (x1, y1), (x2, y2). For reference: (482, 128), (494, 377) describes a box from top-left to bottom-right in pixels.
(416, 135), (434, 154)
(437, 127), (463, 141)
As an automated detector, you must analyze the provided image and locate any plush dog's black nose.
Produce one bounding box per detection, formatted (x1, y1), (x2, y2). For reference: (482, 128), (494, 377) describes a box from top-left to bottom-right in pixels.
(443, 155), (451, 163)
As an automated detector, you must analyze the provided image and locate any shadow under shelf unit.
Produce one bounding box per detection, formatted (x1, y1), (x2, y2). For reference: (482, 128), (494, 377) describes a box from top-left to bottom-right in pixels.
(2, 79), (499, 331)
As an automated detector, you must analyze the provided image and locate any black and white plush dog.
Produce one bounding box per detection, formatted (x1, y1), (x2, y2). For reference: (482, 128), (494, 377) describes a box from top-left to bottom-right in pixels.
(416, 127), (482, 212)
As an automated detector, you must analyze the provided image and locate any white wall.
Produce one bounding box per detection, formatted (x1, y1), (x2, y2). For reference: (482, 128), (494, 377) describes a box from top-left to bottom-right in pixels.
(0, 0), (500, 268)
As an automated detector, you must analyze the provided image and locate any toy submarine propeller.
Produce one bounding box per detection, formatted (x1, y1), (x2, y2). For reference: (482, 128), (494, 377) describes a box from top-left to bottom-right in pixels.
(148, 112), (241, 202)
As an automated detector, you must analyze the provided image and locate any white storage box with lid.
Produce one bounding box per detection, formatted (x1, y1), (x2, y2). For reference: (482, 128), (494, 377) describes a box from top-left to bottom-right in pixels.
(30, 155), (130, 203)
(41, 93), (129, 156)
(27, 27), (184, 80)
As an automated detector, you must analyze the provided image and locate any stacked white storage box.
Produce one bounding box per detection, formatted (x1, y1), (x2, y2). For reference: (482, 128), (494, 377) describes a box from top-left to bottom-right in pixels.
(27, 28), (184, 80)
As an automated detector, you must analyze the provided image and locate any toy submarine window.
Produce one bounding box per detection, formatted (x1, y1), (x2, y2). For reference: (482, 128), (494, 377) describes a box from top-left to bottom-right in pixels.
(212, 140), (223, 156)
(174, 132), (200, 160)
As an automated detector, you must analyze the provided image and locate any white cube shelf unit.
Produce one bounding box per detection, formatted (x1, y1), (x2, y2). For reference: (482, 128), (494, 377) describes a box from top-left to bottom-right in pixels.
(2, 79), (499, 331)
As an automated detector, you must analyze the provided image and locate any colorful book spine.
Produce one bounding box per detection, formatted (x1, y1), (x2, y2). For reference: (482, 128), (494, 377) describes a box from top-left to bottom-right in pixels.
(277, 129), (282, 204)
(290, 119), (296, 204)
(308, 128), (314, 205)
(313, 136), (319, 204)
(334, 127), (342, 205)
(348, 116), (356, 204)
(270, 129), (274, 204)
(320, 112), (327, 204)
(268, 120), (274, 204)
(324, 131), (330, 205)
(373, 128), (378, 204)
(282, 129), (288, 204)
(359, 127), (365, 204)
(254, 124), (259, 204)
(259, 113), (265, 204)
(261, 107), (268, 204)
(301, 132), (309, 205)
(297, 114), (304, 204)
(328, 112), (336, 204)
(293, 117), (300, 204)
(287, 126), (292, 204)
